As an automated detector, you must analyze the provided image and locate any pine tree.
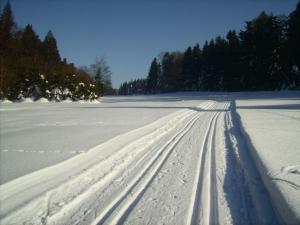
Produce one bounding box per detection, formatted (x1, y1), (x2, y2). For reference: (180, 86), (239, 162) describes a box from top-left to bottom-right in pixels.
(147, 57), (160, 93)
(42, 30), (61, 66)
(192, 43), (202, 90)
(182, 47), (193, 90)
(201, 39), (217, 91)
(161, 52), (183, 92)
(15, 24), (44, 99)
(287, 1), (300, 88)
(224, 30), (242, 91)
(20, 25), (42, 72)
(288, 1), (300, 68)
(0, 1), (16, 99)
(240, 12), (283, 90)
(0, 3), (97, 100)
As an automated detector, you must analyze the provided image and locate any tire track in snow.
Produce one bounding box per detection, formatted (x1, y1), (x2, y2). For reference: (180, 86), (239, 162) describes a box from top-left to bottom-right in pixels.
(186, 102), (228, 225)
(91, 111), (202, 225)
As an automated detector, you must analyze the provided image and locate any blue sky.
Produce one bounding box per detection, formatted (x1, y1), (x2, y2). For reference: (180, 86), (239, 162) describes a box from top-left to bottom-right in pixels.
(2, 0), (299, 88)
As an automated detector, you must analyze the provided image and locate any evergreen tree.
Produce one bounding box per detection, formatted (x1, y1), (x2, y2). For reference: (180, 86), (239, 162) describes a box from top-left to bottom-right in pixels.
(0, 1), (16, 98)
(286, 1), (300, 88)
(182, 47), (194, 90)
(147, 57), (160, 93)
(161, 52), (183, 92)
(121, 3), (300, 93)
(192, 43), (202, 91)
(42, 30), (61, 66)
(240, 12), (283, 90)
(0, 3), (97, 101)
(288, 1), (300, 69)
(119, 82), (129, 95)
(15, 25), (44, 98)
(20, 25), (42, 72)
(202, 39), (217, 91)
(119, 79), (147, 95)
(224, 30), (242, 91)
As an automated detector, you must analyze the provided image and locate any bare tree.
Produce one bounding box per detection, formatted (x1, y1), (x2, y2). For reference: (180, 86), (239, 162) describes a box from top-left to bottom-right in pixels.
(89, 57), (113, 95)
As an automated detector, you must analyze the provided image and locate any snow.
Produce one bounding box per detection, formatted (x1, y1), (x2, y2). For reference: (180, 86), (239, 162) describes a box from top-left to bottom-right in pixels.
(0, 91), (299, 225)
(36, 97), (49, 103)
(61, 97), (72, 103)
(236, 97), (300, 224)
(0, 97), (188, 184)
(89, 99), (100, 104)
(77, 99), (100, 104)
(20, 97), (34, 103)
(0, 99), (12, 104)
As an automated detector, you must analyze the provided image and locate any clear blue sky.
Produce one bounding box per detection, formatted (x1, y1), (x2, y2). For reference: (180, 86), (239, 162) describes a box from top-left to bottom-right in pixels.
(1, 0), (299, 88)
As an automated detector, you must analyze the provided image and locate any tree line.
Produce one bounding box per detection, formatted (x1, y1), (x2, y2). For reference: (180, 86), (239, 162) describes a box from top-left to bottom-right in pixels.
(119, 2), (300, 95)
(0, 2), (114, 101)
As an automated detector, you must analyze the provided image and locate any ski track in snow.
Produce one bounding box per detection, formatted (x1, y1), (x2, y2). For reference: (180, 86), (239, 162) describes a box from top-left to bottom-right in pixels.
(0, 99), (280, 225)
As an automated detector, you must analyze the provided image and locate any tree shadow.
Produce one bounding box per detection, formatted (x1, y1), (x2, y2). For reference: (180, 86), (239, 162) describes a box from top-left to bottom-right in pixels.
(70, 105), (229, 112)
(222, 101), (279, 225)
(237, 104), (300, 110)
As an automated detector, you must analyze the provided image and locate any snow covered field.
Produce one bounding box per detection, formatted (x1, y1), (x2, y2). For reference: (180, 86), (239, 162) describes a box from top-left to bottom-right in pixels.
(0, 92), (299, 225)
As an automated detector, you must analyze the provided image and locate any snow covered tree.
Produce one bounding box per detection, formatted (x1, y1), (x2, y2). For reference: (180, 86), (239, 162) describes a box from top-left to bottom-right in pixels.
(0, 3), (97, 101)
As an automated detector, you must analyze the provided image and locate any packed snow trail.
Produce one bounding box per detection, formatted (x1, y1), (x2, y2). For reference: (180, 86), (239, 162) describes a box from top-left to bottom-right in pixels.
(0, 100), (279, 225)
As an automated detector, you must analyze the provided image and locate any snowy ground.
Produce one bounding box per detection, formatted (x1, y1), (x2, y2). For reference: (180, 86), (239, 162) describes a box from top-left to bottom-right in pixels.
(0, 97), (194, 184)
(0, 92), (299, 225)
(236, 96), (300, 224)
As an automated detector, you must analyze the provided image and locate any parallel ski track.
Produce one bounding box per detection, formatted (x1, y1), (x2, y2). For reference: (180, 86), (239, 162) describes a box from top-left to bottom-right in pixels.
(91, 103), (218, 225)
(0, 102), (213, 225)
(186, 102), (228, 225)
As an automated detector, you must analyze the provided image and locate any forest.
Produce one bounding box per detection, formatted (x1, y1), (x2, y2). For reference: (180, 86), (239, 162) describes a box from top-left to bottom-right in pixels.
(0, 2), (114, 101)
(1, 1), (299, 99)
(119, 2), (300, 95)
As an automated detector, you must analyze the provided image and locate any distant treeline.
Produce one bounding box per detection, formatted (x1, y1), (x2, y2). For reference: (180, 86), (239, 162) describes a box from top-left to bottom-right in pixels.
(119, 2), (300, 95)
(0, 2), (114, 101)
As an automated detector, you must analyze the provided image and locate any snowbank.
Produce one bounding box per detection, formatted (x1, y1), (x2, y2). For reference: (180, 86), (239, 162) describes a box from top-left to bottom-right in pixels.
(236, 98), (300, 224)
(20, 98), (34, 103)
(0, 99), (13, 104)
(36, 97), (49, 103)
(89, 99), (100, 104)
(0, 98), (100, 104)
(77, 99), (100, 104)
(61, 98), (73, 103)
